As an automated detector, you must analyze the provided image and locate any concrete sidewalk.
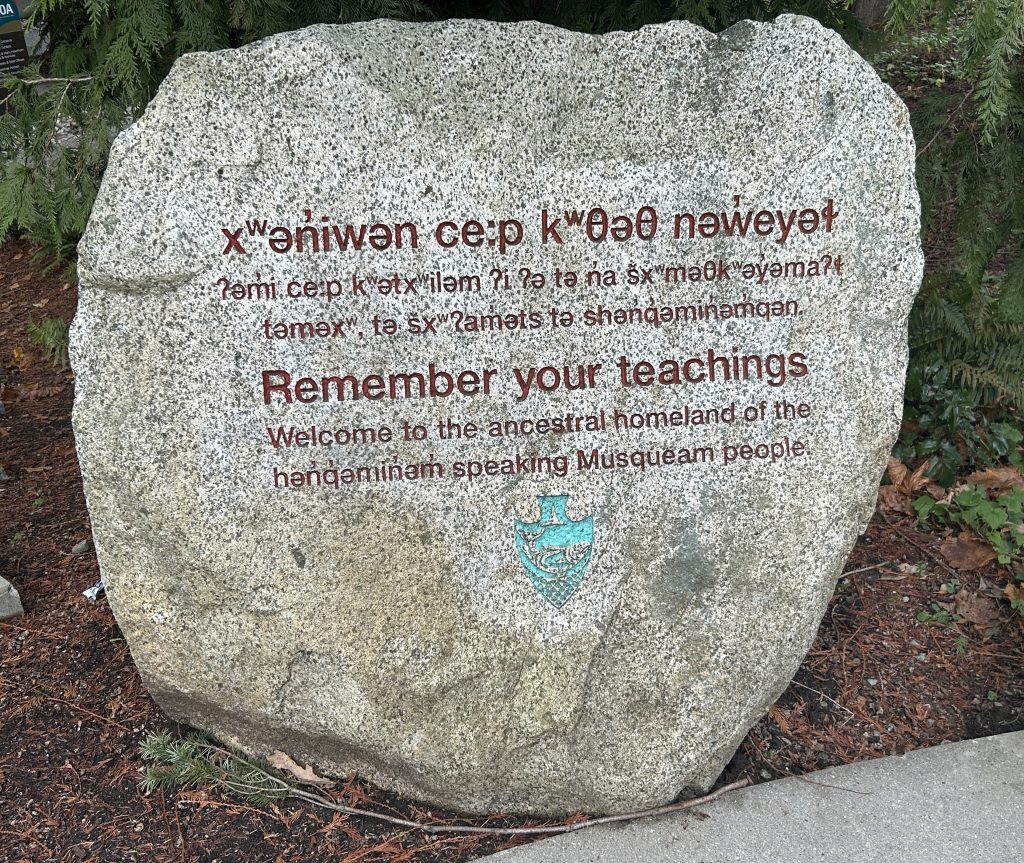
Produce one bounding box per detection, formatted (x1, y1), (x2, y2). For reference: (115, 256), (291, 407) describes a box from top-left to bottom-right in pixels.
(482, 732), (1023, 863)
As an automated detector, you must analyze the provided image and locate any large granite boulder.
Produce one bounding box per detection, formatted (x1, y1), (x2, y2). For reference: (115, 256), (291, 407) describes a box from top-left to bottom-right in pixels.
(70, 16), (921, 815)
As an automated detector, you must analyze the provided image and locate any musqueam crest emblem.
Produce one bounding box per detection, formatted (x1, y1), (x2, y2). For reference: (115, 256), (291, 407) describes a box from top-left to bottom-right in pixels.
(514, 495), (594, 608)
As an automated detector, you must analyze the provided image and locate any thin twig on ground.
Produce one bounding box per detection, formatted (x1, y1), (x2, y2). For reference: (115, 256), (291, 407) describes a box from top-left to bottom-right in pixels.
(745, 735), (869, 795)
(876, 510), (958, 577)
(841, 562), (893, 577)
(788, 680), (857, 720)
(291, 780), (752, 836)
(188, 744), (750, 837)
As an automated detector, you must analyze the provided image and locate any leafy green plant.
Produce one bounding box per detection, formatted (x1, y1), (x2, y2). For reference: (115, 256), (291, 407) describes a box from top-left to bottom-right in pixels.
(26, 315), (69, 367)
(895, 365), (1023, 486)
(914, 484), (1024, 565)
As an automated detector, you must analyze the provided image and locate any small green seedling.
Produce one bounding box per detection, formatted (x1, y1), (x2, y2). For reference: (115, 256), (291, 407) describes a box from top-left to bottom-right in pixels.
(917, 603), (961, 625)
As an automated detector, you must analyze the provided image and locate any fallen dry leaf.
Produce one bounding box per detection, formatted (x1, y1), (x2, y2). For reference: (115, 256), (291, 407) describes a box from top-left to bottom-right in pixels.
(21, 384), (66, 400)
(953, 591), (1002, 628)
(886, 457), (909, 488)
(939, 534), (997, 570)
(10, 346), (33, 372)
(880, 458), (932, 513)
(877, 484), (913, 514)
(887, 457), (931, 495)
(966, 467), (1024, 495)
(267, 751), (334, 788)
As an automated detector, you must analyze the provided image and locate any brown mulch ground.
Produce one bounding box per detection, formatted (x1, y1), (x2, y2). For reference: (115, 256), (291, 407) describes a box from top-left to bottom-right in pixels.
(1, 235), (1022, 863)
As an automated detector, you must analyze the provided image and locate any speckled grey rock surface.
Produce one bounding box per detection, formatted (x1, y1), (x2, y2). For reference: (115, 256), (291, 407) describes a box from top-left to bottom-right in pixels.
(0, 576), (23, 620)
(70, 16), (922, 815)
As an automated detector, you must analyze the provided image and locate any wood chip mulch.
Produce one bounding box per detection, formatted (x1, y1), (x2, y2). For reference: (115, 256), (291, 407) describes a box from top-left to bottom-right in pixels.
(2, 237), (1022, 863)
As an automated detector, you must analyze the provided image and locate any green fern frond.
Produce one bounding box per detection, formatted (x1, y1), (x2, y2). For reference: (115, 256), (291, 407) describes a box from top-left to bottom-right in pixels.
(27, 316), (70, 367)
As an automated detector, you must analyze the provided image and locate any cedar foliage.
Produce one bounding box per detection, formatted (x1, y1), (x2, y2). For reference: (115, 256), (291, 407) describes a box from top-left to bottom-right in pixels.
(884, 0), (1024, 409)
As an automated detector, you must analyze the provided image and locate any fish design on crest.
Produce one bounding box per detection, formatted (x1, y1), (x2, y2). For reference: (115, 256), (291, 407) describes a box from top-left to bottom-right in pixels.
(514, 495), (594, 608)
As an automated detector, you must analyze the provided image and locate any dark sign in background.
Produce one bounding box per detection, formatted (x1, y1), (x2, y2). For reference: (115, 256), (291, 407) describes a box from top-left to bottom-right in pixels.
(0, 2), (28, 77)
